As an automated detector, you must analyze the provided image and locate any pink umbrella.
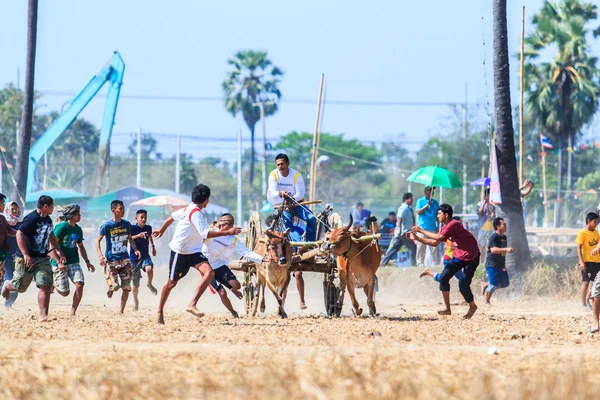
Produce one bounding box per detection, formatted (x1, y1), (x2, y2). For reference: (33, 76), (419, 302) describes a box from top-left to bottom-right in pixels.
(130, 195), (189, 210)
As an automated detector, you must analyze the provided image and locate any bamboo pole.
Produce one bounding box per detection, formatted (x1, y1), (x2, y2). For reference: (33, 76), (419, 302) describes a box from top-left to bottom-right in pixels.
(309, 74), (325, 211)
(519, 6), (525, 185)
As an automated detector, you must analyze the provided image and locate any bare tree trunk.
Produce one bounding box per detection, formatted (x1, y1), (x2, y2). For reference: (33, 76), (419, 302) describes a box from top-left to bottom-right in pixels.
(492, 0), (531, 271)
(11, 0), (38, 207)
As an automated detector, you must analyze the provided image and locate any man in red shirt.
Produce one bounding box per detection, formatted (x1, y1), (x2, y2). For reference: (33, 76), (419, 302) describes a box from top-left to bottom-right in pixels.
(408, 203), (480, 319)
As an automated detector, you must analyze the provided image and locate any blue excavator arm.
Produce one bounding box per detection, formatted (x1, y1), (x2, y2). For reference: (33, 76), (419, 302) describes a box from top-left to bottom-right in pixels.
(27, 51), (125, 195)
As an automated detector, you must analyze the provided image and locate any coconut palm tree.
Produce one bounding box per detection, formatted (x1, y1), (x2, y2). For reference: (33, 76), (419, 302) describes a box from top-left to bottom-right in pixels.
(493, 0), (531, 270)
(222, 50), (283, 184)
(523, 0), (600, 226)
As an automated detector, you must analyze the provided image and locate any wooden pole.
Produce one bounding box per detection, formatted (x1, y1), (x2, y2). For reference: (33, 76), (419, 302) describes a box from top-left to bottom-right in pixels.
(519, 6), (525, 185)
(309, 74), (325, 211)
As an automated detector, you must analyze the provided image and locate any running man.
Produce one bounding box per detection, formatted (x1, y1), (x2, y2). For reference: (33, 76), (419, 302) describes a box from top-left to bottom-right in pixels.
(3, 200), (21, 308)
(481, 217), (514, 305)
(52, 204), (96, 316)
(95, 200), (141, 314)
(419, 216), (464, 290)
(130, 209), (158, 311)
(152, 184), (241, 324)
(408, 204), (480, 319)
(1, 195), (66, 322)
(200, 213), (264, 318)
(0, 193), (17, 284)
(267, 153), (315, 310)
(576, 213), (600, 309)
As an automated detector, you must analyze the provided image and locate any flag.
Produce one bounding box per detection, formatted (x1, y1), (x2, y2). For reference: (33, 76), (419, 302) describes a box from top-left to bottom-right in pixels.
(540, 135), (553, 149)
(595, 142), (600, 149)
(567, 147), (575, 154)
(490, 143), (502, 204)
(581, 144), (588, 150)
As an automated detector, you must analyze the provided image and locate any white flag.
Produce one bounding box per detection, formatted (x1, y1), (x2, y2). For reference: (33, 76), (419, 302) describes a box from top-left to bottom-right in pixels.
(490, 143), (502, 204)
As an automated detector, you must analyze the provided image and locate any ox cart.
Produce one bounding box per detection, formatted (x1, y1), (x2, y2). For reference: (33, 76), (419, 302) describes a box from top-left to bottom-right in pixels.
(228, 201), (346, 317)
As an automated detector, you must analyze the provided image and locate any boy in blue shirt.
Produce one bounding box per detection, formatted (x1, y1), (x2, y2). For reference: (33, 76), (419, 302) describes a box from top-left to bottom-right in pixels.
(130, 209), (157, 311)
(95, 200), (140, 314)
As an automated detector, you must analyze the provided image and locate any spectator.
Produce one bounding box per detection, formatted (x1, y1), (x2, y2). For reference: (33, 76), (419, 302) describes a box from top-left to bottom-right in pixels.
(381, 193), (416, 266)
(379, 212), (397, 235)
(351, 202), (372, 231)
(415, 186), (440, 266)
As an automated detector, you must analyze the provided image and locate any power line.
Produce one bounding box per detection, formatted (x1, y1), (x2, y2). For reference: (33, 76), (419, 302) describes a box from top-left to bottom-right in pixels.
(39, 90), (485, 107)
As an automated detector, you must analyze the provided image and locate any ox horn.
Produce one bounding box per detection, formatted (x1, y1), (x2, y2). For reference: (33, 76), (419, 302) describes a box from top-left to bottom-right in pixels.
(283, 228), (291, 237)
(265, 230), (276, 239)
(345, 213), (353, 230)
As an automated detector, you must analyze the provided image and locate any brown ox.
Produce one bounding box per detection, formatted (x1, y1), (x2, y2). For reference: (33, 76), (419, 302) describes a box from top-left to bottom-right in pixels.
(322, 214), (381, 316)
(252, 229), (293, 318)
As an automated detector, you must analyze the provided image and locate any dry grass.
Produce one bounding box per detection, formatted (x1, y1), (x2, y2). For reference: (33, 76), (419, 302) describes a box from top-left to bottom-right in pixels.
(0, 260), (596, 399)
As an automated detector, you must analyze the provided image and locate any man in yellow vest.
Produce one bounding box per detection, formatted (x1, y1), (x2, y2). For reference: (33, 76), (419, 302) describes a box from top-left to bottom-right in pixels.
(267, 153), (316, 310)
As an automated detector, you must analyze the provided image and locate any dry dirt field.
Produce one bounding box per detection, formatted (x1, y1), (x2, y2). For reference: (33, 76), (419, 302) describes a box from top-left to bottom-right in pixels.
(0, 264), (598, 400)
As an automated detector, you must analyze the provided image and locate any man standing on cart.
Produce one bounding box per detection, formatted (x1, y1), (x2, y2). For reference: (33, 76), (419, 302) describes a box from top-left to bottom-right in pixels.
(267, 153), (316, 310)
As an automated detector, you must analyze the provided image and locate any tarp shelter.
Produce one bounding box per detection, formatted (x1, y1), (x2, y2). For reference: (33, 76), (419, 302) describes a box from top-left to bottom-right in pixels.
(25, 189), (89, 208)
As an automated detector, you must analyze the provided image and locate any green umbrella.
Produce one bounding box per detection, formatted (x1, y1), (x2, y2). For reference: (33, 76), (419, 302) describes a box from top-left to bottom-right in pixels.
(406, 166), (462, 189)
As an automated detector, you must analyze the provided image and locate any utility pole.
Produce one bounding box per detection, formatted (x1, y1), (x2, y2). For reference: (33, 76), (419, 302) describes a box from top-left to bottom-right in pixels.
(462, 83), (468, 214)
(252, 102), (269, 196)
(136, 127), (142, 188)
(237, 128), (243, 224)
(309, 74), (325, 211)
(43, 145), (47, 190)
(81, 147), (85, 194)
(12, 0), (39, 206)
(175, 133), (181, 194)
(0, 160), (3, 193)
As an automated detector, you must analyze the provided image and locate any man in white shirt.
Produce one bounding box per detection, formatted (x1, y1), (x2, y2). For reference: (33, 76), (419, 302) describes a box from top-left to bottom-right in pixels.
(152, 184), (241, 324)
(200, 213), (264, 318)
(267, 153), (316, 310)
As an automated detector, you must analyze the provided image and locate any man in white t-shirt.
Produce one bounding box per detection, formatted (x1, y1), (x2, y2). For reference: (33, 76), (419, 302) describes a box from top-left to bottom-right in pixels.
(152, 184), (241, 324)
(200, 213), (263, 318)
(267, 153), (316, 310)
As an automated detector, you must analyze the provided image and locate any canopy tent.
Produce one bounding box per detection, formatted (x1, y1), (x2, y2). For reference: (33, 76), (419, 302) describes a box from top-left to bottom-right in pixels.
(25, 189), (89, 207)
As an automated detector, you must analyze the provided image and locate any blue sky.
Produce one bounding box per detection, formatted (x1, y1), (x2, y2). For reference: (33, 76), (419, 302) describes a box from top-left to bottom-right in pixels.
(0, 0), (577, 162)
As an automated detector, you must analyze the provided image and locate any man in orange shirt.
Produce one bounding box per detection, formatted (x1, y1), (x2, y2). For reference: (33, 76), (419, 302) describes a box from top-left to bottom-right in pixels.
(576, 212), (600, 311)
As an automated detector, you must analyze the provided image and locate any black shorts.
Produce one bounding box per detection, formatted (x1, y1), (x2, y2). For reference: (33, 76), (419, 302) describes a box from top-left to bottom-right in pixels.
(168, 251), (208, 282)
(583, 262), (600, 282)
(209, 265), (238, 292)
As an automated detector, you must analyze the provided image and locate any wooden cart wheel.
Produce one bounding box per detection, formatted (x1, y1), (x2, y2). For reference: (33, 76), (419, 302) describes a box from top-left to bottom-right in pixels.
(244, 212), (262, 315)
(323, 212), (343, 317)
(323, 256), (343, 317)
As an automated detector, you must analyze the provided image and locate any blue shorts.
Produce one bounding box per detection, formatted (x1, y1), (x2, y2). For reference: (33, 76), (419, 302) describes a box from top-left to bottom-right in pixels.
(486, 266), (509, 292)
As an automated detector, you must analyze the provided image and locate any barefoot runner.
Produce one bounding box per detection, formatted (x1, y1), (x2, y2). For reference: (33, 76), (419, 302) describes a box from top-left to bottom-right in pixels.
(130, 209), (158, 311)
(419, 217), (464, 290)
(480, 217), (514, 305)
(0, 193), (17, 284)
(408, 204), (480, 319)
(1, 195), (66, 322)
(2, 201), (21, 307)
(95, 200), (141, 314)
(52, 204), (96, 316)
(200, 213), (264, 318)
(152, 184), (241, 324)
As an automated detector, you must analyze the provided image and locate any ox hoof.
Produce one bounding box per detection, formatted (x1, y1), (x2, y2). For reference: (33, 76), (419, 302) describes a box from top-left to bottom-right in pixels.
(352, 308), (363, 317)
(279, 311), (288, 319)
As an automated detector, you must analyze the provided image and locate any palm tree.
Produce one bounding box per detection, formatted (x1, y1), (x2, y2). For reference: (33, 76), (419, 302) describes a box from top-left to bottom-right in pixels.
(222, 50), (283, 184)
(493, 0), (531, 270)
(11, 0), (38, 205)
(524, 0), (600, 226)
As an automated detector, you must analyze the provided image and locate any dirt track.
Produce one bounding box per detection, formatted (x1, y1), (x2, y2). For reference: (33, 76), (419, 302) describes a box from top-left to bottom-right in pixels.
(0, 264), (599, 399)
